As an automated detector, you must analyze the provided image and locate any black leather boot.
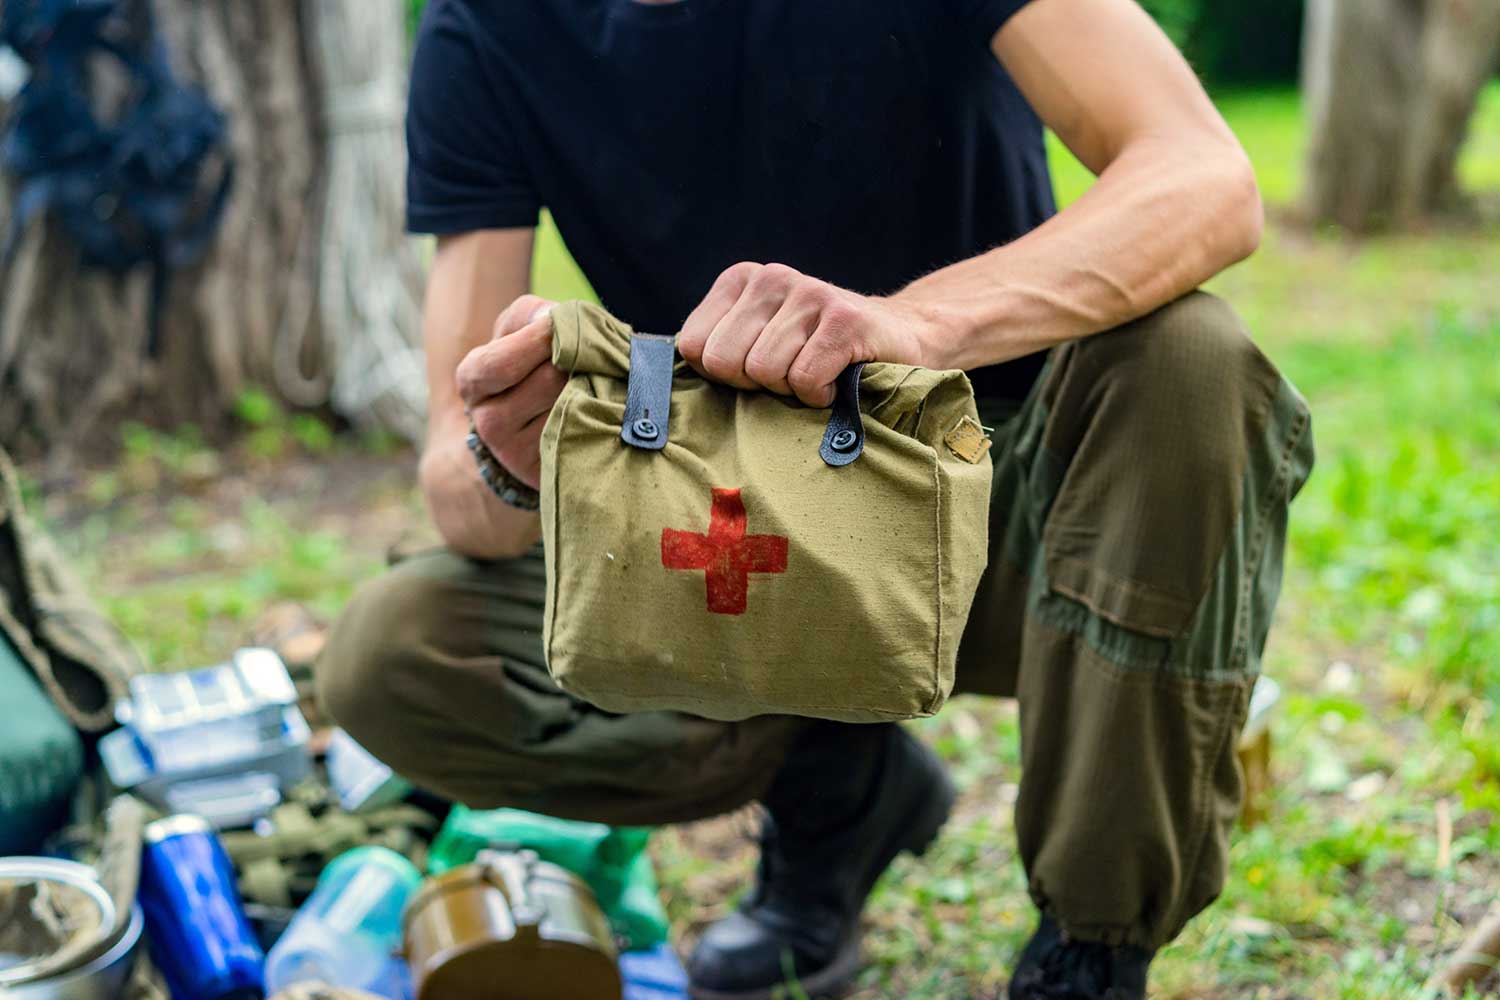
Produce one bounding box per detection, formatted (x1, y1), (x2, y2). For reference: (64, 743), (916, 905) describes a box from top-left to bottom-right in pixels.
(1008, 914), (1153, 1000)
(686, 722), (956, 1000)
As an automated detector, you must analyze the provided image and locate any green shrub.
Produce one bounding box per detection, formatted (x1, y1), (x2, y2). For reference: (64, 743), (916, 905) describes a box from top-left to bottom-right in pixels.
(1140, 0), (1305, 84)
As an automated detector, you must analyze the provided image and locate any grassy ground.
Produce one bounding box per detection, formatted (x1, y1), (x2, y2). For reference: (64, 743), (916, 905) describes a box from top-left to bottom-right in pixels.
(28, 85), (1500, 998)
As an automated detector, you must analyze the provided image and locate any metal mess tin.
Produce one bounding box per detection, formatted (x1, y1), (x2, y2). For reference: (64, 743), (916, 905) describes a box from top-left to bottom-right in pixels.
(0, 857), (142, 1000)
(402, 850), (622, 1000)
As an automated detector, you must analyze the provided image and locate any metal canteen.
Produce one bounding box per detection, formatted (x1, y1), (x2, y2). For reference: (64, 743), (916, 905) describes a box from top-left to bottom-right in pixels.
(402, 849), (622, 1000)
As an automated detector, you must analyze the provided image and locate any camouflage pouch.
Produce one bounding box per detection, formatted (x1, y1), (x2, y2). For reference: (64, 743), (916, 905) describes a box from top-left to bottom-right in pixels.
(0, 447), (138, 731)
(538, 301), (992, 723)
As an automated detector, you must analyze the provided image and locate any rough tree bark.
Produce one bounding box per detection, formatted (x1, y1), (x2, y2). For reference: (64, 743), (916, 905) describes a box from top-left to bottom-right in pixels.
(1302, 0), (1500, 231)
(0, 0), (425, 462)
(305, 0), (428, 445)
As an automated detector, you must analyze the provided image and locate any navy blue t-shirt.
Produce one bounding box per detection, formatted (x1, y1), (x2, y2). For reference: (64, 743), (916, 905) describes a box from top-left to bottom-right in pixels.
(407, 0), (1054, 401)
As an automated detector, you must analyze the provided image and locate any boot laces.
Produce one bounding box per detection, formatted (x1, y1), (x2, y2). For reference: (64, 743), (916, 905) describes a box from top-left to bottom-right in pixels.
(749, 817), (827, 910)
(1026, 935), (1124, 999)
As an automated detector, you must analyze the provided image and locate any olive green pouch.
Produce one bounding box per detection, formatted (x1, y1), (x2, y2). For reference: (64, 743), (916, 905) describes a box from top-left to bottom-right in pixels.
(539, 301), (992, 723)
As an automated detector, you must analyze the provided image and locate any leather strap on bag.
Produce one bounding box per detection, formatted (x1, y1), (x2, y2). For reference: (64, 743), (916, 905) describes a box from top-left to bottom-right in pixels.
(621, 333), (676, 451)
(822, 364), (870, 464)
(819, 363), (867, 467)
(620, 340), (867, 465)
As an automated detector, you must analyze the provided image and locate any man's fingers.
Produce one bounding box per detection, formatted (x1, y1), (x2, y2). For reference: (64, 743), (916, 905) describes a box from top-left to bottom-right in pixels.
(698, 287), (787, 389)
(493, 295), (556, 340)
(787, 306), (860, 408)
(469, 361), (566, 450)
(456, 316), (554, 408)
(743, 300), (816, 396)
(493, 411), (550, 491)
(677, 263), (865, 403)
(678, 262), (757, 368)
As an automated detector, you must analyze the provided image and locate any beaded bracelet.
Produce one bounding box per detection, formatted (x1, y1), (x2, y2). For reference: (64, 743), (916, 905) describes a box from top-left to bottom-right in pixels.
(466, 422), (541, 512)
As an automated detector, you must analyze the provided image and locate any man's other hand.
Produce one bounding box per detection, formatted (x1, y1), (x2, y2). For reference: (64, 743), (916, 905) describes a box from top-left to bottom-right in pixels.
(677, 263), (940, 408)
(456, 294), (564, 490)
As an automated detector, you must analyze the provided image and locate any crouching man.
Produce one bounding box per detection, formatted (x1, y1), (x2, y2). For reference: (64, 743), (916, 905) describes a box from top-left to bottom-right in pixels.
(318, 1), (1314, 996)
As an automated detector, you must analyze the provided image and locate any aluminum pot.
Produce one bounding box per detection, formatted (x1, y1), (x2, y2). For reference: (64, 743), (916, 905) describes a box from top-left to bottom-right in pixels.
(0, 857), (142, 1000)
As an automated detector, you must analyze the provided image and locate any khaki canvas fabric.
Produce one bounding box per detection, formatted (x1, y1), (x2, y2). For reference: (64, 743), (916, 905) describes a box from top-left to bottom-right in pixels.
(0, 447), (137, 731)
(319, 291), (1314, 950)
(540, 301), (992, 722)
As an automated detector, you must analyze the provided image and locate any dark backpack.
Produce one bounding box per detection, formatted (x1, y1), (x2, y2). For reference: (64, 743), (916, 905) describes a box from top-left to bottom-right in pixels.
(1, 0), (233, 352)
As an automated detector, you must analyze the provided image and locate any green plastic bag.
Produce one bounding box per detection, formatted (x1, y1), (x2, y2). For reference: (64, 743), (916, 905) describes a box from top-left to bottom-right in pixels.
(427, 806), (669, 950)
(0, 634), (84, 854)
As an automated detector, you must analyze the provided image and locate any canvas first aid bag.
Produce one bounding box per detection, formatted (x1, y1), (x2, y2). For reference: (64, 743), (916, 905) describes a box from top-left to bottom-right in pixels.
(539, 301), (992, 723)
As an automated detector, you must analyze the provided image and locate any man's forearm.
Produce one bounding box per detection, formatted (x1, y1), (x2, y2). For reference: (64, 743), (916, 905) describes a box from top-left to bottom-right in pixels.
(420, 427), (541, 561)
(896, 135), (1262, 372)
(417, 229), (540, 561)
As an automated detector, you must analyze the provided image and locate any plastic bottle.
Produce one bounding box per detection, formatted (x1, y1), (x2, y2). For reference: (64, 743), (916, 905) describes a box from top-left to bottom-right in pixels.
(621, 943), (690, 1000)
(138, 814), (266, 1000)
(264, 845), (421, 999)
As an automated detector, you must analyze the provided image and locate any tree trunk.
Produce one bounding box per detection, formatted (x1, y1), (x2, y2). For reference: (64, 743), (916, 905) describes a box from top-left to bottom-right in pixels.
(1302, 0), (1500, 232)
(305, 0), (428, 445)
(0, 0), (425, 463)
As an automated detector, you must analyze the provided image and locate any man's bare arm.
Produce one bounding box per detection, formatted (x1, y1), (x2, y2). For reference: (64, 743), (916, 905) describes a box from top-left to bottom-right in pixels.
(418, 228), (547, 560)
(894, 0), (1263, 368)
(676, 0), (1260, 403)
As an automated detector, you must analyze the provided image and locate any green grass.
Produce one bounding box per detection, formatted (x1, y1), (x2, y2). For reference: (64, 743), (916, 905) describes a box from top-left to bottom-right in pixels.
(35, 85), (1500, 998)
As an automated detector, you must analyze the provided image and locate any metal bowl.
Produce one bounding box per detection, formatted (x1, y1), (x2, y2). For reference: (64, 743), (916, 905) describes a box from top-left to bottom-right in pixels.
(0, 857), (141, 1000)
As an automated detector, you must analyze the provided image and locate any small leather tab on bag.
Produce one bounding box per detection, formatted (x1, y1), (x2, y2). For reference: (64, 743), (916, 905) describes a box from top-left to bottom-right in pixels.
(944, 414), (992, 464)
(621, 332), (676, 451)
(820, 363), (867, 467)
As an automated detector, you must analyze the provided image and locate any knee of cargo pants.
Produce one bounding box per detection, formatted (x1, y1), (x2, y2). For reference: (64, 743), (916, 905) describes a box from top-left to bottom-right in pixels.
(1010, 292), (1314, 950)
(316, 547), (806, 825)
(314, 547), (552, 809)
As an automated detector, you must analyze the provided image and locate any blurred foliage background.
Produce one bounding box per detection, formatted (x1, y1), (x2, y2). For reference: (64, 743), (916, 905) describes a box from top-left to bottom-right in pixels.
(1139, 0), (1305, 83)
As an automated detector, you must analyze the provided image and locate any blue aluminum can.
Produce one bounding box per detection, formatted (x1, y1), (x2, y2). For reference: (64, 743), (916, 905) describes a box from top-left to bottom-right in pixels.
(139, 814), (266, 1000)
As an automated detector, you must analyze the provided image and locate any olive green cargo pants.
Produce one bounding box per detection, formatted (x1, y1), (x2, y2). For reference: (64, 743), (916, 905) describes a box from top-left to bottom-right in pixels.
(317, 292), (1313, 951)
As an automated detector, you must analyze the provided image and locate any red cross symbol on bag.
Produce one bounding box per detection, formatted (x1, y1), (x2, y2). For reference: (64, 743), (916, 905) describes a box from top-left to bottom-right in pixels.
(661, 487), (789, 615)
